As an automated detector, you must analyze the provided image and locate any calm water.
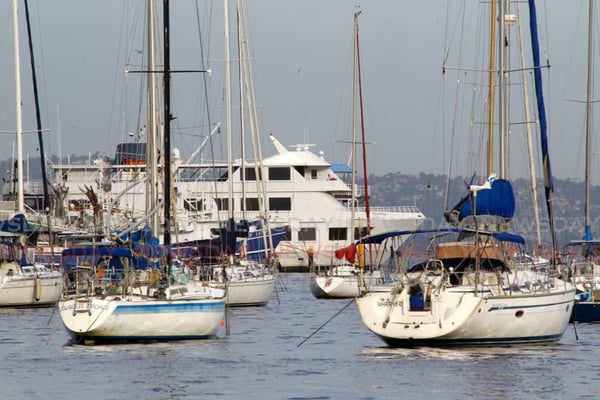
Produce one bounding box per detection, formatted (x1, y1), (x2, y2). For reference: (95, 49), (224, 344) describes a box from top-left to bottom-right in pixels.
(1, 273), (597, 400)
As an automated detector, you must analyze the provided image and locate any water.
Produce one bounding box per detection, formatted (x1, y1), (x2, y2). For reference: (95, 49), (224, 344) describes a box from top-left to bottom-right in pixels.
(1, 274), (597, 400)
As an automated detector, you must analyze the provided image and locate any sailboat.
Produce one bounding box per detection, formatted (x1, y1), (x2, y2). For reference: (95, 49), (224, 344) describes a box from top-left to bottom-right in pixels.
(355, 0), (575, 346)
(0, 0), (63, 308)
(58, 0), (226, 344)
(310, 12), (394, 299)
(563, 0), (600, 324)
(205, 0), (276, 307)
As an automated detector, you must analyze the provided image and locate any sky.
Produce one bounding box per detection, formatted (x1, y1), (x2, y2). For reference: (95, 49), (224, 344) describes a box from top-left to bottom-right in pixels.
(0, 1), (595, 182)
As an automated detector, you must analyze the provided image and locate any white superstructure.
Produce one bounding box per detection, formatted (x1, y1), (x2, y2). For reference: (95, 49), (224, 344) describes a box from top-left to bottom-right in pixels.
(48, 134), (425, 271)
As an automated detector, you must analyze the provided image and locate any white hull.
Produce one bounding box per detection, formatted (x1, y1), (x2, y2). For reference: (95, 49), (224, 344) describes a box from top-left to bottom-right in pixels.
(0, 262), (63, 307)
(0, 273), (62, 307)
(59, 285), (225, 344)
(224, 277), (275, 306)
(309, 266), (386, 299)
(356, 276), (575, 346)
(210, 261), (275, 306)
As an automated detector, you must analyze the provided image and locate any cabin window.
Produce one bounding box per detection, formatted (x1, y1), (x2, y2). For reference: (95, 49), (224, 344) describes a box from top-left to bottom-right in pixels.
(269, 197), (291, 211)
(25, 196), (44, 211)
(244, 167), (261, 181)
(298, 227), (316, 241)
(268, 167), (290, 181)
(184, 198), (204, 212)
(244, 198), (260, 211)
(310, 169), (317, 180)
(215, 198), (230, 211)
(329, 227), (347, 241)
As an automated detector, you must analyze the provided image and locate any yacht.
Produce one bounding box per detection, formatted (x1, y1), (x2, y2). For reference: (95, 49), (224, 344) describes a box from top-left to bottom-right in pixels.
(47, 134), (425, 272)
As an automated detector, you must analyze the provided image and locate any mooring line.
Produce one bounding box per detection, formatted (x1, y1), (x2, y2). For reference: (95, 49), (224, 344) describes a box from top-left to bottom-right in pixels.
(297, 298), (355, 347)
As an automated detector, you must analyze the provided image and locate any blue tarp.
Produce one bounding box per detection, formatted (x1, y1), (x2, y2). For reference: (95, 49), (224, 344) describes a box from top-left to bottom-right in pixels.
(330, 163), (353, 174)
(61, 243), (168, 272)
(448, 179), (515, 224)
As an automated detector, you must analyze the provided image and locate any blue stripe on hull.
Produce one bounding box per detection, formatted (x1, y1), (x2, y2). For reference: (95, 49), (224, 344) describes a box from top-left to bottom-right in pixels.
(113, 302), (225, 315)
(487, 298), (573, 312)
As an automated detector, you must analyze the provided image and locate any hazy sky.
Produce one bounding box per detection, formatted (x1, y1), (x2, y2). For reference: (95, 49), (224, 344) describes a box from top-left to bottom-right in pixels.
(0, 1), (595, 181)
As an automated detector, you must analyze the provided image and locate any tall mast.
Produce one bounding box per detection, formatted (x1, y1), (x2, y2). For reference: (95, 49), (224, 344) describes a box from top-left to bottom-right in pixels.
(162, 0), (172, 252)
(224, 0), (234, 223)
(516, 6), (542, 245)
(355, 12), (370, 237)
(350, 12), (359, 240)
(498, 0), (511, 179)
(486, 0), (497, 177)
(147, 0), (160, 235)
(584, 0), (594, 240)
(23, 0), (49, 211)
(12, 0), (24, 214)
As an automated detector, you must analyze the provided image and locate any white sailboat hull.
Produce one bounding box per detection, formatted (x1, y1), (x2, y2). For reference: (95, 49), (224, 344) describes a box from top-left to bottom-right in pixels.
(59, 286), (225, 344)
(224, 277), (275, 306)
(0, 272), (62, 307)
(356, 278), (575, 346)
(210, 262), (276, 306)
(310, 268), (385, 299)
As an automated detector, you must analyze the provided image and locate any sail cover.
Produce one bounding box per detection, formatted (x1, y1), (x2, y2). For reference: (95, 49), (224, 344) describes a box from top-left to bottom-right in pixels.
(446, 178), (515, 224)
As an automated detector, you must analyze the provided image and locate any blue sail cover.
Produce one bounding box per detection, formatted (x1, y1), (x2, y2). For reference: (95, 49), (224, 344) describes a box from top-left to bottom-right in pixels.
(61, 243), (168, 272)
(0, 214), (30, 234)
(448, 179), (515, 223)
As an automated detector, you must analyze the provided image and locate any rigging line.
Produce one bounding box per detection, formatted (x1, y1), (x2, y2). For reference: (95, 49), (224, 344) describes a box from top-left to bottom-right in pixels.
(273, 275), (281, 306)
(297, 298), (355, 348)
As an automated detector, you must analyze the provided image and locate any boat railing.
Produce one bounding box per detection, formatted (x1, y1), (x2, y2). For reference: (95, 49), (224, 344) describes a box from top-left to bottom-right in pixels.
(355, 205), (423, 214)
(1, 179), (45, 196)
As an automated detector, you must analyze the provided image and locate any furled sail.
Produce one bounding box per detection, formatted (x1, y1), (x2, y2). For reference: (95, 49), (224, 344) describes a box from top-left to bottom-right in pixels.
(528, 0), (558, 253)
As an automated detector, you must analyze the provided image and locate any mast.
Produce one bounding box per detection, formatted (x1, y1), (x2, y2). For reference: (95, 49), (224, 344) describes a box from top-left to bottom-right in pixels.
(486, 0), (497, 177)
(12, 0), (24, 214)
(147, 0), (160, 235)
(356, 12), (370, 237)
(355, 12), (373, 272)
(162, 0), (172, 257)
(23, 0), (49, 211)
(237, 0), (272, 257)
(584, 0), (594, 241)
(350, 12), (358, 242)
(516, 6), (542, 245)
(223, 0), (236, 255)
(498, 0), (512, 179)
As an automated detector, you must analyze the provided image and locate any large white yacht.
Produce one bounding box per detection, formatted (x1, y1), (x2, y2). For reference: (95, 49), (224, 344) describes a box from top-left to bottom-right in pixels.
(45, 134), (425, 271)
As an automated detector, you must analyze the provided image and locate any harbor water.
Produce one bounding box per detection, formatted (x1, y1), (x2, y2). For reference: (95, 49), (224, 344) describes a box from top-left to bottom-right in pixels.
(1, 273), (597, 400)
